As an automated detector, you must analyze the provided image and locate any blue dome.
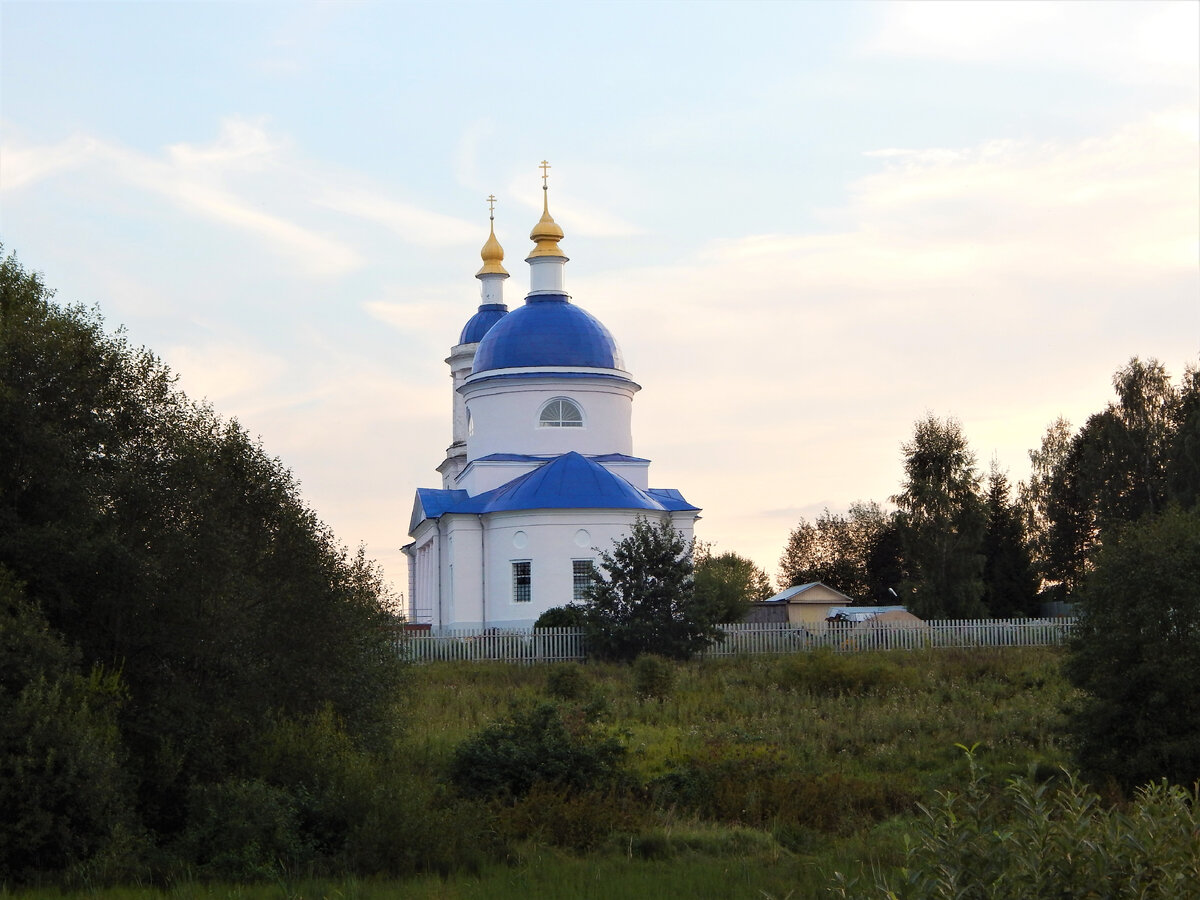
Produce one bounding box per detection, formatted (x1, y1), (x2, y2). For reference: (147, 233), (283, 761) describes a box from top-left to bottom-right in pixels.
(472, 293), (625, 373)
(458, 303), (508, 344)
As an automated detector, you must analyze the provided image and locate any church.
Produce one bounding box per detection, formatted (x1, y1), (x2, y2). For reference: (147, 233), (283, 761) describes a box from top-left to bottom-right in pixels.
(403, 166), (700, 629)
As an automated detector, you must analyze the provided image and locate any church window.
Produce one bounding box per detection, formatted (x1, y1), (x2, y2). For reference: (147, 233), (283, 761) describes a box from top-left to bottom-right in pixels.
(512, 561), (532, 603)
(539, 398), (583, 427)
(572, 559), (595, 601)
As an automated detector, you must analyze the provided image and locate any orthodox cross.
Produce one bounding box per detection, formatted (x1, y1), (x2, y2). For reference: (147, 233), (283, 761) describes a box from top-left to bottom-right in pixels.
(487, 194), (496, 220)
(539, 160), (551, 188)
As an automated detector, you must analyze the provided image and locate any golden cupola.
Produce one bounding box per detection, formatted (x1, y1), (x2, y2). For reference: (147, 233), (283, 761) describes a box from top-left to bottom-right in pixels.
(528, 160), (565, 258)
(477, 195), (509, 278)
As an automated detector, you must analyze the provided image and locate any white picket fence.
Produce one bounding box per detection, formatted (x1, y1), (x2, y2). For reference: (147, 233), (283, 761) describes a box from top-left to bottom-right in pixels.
(398, 626), (584, 664)
(396, 618), (1074, 664)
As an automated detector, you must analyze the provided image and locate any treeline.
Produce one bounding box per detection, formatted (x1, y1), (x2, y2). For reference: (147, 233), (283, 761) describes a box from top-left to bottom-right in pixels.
(0, 250), (482, 884)
(778, 357), (1200, 619)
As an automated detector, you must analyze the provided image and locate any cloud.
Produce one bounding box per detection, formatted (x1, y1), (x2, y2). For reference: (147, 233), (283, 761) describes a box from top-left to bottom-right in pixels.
(861, 1), (1199, 87)
(316, 188), (479, 247)
(571, 109), (1198, 577)
(0, 117), (492, 274)
(0, 133), (99, 190)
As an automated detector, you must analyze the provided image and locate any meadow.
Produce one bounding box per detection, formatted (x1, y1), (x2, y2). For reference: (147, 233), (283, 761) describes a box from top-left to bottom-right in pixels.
(9, 647), (1087, 899)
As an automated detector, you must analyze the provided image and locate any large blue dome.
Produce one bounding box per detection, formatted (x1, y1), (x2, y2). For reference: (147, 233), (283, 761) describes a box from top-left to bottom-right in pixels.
(458, 303), (508, 344)
(472, 293), (625, 373)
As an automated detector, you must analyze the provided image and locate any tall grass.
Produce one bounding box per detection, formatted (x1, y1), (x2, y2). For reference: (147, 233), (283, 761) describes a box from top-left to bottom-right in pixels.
(10, 648), (1080, 899)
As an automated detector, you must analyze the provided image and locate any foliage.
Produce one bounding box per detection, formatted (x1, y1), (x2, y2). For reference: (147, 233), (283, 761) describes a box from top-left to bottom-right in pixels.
(1065, 505), (1200, 791)
(777, 501), (897, 601)
(545, 663), (588, 701)
(1030, 357), (1199, 598)
(0, 567), (138, 883)
(1018, 416), (1074, 598)
(449, 701), (627, 801)
(692, 544), (771, 622)
(981, 466), (1039, 617)
(533, 604), (587, 628)
(892, 416), (987, 619)
(0, 250), (407, 848)
(632, 654), (676, 700)
(580, 516), (718, 662)
(832, 749), (1200, 899)
(172, 778), (307, 881)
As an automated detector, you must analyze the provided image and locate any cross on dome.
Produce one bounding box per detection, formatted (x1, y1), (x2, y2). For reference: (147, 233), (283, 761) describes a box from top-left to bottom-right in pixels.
(477, 194), (507, 278)
(529, 159), (565, 258)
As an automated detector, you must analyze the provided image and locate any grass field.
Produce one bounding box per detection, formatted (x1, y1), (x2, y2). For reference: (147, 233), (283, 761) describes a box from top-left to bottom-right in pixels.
(9, 647), (1079, 899)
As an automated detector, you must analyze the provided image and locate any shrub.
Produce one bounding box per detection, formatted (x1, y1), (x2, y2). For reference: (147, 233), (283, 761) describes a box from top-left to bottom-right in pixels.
(632, 654), (676, 701)
(534, 605), (588, 628)
(546, 663), (589, 701)
(172, 778), (308, 881)
(0, 569), (139, 883)
(831, 748), (1200, 899)
(449, 701), (627, 800)
(1066, 505), (1200, 791)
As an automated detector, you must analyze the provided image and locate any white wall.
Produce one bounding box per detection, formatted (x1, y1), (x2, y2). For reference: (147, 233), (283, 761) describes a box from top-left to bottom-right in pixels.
(462, 374), (638, 462)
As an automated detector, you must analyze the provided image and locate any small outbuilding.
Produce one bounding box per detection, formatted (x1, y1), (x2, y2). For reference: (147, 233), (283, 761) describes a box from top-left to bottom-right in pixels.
(746, 582), (858, 626)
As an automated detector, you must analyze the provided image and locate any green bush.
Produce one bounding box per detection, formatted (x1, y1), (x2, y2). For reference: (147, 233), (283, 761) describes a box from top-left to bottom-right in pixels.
(831, 748), (1200, 899)
(632, 654), (675, 701)
(172, 778), (307, 881)
(546, 663), (588, 701)
(1066, 505), (1200, 791)
(534, 605), (588, 628)
(245, 705), (502, 879)
(0, 569), (139, 883)
(449, 701), (627, 800)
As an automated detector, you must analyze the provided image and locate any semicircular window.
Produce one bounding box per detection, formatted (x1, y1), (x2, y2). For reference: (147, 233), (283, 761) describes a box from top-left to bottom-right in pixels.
(539, 398), (584, 428)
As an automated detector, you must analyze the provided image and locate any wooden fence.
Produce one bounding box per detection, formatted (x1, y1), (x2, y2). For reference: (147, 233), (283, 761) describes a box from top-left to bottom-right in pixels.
(396, 618), (1074, 664)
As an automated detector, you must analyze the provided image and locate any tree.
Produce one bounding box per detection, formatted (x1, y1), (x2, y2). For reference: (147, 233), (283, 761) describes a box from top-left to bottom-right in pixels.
(1065, 505), (1200, 792)
(693, 544), (771, 623)
(1018, 416), (1074, 595)
(980, 465), (1039, 618)
(777, 501), (895, 601)
(0, 566), (137, 881)
(1167, 364), (1200, 509)
(1034, 357), (1197, 600)
(892, 416), (987, 619)
(0, 249), (406, 842)
(580, 517), (716, 661)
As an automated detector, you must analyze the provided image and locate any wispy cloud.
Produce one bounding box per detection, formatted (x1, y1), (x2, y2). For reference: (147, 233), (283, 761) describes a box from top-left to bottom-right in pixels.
(0, 117), (485, 274)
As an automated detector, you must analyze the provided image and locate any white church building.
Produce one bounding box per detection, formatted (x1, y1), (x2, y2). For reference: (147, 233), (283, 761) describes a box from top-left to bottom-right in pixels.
(403, 169), (700, 629)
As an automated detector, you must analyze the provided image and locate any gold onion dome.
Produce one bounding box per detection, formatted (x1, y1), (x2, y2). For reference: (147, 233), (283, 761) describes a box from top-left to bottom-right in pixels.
(476, 195), (508, 277)
(528, 160), (565, 258)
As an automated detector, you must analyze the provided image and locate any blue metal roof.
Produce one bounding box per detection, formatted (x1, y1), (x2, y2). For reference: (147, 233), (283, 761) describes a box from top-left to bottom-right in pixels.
(458, 303), (508, 345)
(462, 452), (665, 513)
(471, 293), (625, 373)
(410, 487), (469, 532)
(408, 452), (699, 531)
(645, 487), (700, 511)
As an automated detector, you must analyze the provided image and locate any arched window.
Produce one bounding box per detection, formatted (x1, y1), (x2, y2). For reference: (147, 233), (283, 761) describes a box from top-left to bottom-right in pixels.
(538, 398), (584, 428)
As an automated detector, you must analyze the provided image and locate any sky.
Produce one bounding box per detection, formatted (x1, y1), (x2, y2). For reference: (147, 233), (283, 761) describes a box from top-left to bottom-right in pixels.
(2, 0), (1197, 598)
